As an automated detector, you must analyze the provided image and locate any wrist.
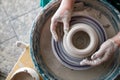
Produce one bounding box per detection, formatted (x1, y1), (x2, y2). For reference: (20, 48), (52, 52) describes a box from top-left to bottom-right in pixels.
(111, 32), (120, 47)
(60, 0), (75, 10)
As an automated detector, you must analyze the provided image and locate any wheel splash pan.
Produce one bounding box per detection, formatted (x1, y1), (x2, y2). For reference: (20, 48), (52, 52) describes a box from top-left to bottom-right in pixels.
(30, 0), (120, 80)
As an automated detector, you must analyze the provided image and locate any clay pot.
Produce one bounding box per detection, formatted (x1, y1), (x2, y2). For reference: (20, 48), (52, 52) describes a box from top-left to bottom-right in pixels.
(63, 23), (99, 58)
(10, 67), (39, 80)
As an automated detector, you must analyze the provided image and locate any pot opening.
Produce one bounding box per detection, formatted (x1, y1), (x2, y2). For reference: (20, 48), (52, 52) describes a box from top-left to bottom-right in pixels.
(72, 31), (90, 49)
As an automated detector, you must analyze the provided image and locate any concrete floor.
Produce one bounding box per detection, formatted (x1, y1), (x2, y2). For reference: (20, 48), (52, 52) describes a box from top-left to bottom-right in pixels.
(0, 0), (40, 79)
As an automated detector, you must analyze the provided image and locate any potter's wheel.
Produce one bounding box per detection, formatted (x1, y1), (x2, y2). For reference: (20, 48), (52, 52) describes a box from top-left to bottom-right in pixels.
(52, 15), (107, 70)
(30, 0), (120, 80)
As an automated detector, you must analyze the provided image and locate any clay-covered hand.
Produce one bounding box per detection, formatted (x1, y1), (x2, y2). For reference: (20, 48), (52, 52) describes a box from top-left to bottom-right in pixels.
(80, 38), (119, 66)
(50, 0), (75, 41)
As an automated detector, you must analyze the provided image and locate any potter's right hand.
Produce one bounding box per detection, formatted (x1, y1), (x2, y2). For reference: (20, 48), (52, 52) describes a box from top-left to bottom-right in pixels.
(80, 32), (120, 66)
(50, 0), (75, 41)
(80, 39), (118, 66)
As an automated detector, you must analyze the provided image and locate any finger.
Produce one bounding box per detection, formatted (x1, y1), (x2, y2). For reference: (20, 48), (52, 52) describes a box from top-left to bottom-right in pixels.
(80, 59), (89, 65)
(63, 20), (69, 34)
(91, 48), (105, 60)
(50, 20), (58, 41)
(80, 58), (102, 66)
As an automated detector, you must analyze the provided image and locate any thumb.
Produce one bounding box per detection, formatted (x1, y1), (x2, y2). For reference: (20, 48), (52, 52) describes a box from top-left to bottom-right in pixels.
(91, 47), (105, 60)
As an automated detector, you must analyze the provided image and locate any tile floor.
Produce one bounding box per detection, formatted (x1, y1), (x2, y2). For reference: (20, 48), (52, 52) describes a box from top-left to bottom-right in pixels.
(0, 0), (40, 79)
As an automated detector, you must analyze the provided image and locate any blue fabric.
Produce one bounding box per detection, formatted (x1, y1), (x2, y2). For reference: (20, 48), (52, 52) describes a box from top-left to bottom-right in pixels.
(40, 0), (51, 7)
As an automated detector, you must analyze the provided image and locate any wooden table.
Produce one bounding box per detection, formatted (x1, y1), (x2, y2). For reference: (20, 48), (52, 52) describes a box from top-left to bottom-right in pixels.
(6, 45), (42, 80)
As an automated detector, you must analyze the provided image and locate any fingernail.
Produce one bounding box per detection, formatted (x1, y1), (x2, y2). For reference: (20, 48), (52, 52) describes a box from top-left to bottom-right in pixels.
(53, 34), (58, 42)
(80, 62), (86, 65)
(54, 37), (58, 42)
(54, 38), (57, 42)
(80, 62), (84, 65)
(64, 29), (69, 34)
(91, 54), (96, 60)
(80, 60), (86, 65)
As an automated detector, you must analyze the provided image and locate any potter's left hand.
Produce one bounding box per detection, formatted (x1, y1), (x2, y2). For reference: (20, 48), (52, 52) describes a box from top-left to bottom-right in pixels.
(80, 33), (120, 66)
(50, 0), (75, 41)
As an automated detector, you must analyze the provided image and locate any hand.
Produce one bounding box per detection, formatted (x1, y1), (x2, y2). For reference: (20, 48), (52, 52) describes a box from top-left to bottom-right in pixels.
(50, 0), (75, 41)
(80, 39), (119, 66)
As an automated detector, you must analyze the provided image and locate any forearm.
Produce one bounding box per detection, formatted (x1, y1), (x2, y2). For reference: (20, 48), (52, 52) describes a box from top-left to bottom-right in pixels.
(59, 0), (75, 10)
(111, 32), (120, 47)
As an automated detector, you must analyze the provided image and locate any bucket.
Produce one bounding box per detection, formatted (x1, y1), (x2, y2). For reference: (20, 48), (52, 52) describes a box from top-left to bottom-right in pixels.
(30, 0), (120, 80)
